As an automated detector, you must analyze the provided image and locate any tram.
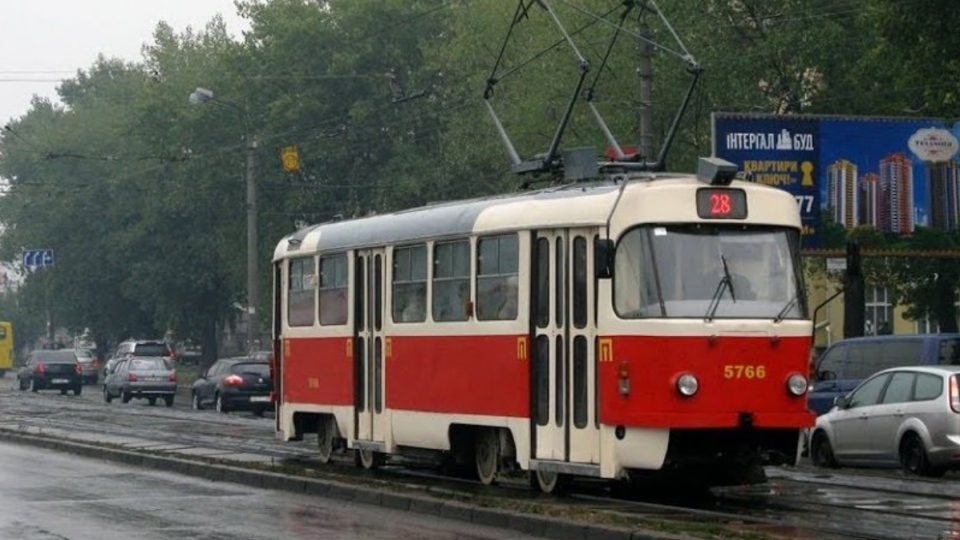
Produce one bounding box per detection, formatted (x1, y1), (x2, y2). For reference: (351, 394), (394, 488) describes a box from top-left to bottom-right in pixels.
(270, 158), (814, 491)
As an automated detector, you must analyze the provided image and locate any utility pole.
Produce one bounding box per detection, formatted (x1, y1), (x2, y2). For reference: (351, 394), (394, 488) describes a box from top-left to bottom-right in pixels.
(245, 127), (259, 352)
(638, 2), (654, 159)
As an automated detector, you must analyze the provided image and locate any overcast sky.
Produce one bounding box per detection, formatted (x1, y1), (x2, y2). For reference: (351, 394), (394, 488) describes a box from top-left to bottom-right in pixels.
(0, 0), (248, 126)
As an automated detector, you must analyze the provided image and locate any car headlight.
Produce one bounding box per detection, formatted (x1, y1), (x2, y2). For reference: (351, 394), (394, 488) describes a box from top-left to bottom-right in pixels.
(676, 373), (699, 397)
(787, 373), (808, 396)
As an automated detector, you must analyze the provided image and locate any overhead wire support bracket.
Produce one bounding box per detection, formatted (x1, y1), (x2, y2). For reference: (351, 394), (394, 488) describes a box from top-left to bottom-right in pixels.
(484, 0), (703, 178)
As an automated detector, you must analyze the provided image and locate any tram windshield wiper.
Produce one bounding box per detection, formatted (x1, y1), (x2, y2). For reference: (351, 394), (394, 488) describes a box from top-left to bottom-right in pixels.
(704, 254), (736, 321)
(774, 295), (798, 323)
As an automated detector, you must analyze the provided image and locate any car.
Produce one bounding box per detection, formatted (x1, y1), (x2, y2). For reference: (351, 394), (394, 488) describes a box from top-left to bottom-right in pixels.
(809, 365), (960, 477)
(102, 356), (177, 406)
(191, 357), (272, 415)
(809, 333), (960, 415)
(16, 349), (83, 395)
(64, 348), (100, 385)
(104, 339), (175, 373)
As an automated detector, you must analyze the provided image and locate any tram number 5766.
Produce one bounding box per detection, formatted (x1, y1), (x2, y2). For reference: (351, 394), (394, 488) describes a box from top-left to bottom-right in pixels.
(724, 365), (767, 379)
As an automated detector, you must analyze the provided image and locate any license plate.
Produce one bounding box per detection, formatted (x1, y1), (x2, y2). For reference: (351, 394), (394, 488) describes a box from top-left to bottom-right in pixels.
(249, 396), (271, 403)
(52, 378), (69, 384)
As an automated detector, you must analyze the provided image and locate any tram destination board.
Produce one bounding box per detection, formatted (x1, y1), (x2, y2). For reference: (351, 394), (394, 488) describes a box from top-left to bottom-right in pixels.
(696, 188), (747, 219)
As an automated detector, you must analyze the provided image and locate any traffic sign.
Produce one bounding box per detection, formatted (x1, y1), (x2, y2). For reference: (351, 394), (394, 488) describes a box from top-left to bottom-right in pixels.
(23, 249), (55, 268)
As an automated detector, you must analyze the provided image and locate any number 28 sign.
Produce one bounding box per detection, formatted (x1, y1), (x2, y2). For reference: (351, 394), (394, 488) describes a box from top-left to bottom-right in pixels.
(696, 188), (747, 220)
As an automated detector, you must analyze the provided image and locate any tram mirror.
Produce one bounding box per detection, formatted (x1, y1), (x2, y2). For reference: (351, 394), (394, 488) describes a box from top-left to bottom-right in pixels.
(595, 239), (614, 279)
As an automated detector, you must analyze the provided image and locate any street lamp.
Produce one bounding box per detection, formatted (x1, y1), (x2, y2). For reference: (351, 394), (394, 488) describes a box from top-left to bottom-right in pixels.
(189, 87), (260, 351)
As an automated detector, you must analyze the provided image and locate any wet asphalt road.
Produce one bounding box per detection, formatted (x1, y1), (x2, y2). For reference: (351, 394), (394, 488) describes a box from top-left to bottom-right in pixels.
(0, 441), (536, 540)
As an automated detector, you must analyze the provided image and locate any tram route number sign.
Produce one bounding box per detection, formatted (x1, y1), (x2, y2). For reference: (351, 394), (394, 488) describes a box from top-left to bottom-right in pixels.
(23, 249), (55, 268)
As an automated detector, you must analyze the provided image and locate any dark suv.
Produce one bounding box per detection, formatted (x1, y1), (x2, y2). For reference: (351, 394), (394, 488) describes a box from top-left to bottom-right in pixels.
(16, 350), (83, 395)
(104, 339), (174, 373)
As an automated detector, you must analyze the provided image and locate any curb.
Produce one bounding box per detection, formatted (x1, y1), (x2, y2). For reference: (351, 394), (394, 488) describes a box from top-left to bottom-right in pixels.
(0, 429), (680, 540)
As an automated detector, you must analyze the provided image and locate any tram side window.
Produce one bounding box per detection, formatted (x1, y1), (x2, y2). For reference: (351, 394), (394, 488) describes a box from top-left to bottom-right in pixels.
(613, 228), (658, 318)
(288, 257), (316, 327)
(393, 244), (427, 323)
(319, 254), (348, 325)
(433, 240), (470, 322)
(477, 234), (519, 321)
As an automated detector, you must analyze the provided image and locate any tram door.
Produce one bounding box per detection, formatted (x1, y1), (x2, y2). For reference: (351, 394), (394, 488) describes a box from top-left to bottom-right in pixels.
(354, 249), (387, 445)
(532, 229), (600, 466)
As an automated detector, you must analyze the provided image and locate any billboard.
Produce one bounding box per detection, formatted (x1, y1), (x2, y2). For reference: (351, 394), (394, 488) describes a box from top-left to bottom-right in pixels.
(712, 113), (960, 249)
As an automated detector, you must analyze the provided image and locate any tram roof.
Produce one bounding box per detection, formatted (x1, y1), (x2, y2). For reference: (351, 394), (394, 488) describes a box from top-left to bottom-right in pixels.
(275, 178), (638, 258)
(273, 174), (791, 259)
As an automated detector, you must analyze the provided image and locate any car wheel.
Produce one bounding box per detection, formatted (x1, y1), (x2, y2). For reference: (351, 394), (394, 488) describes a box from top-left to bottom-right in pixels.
(60, 388), (68, 395)
(191, 391), (203, 410)
(73, 385), (82, 396)
(900, 433), (935, 476)
(17, 376), (26, 391)
(252, 406), (264, 417)
(148, 397), (157, 406)
(103, 386), (113, 403)
(30, 379), (39, 393)
(215, 393), (228, 414)
(810, 431), (838, 468)
(121, 390), (132, 404)
(164, 395), (174, 407)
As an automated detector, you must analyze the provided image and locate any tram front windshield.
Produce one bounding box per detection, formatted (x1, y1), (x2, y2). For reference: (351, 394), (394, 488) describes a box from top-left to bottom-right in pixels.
(614, 224), (805, 320)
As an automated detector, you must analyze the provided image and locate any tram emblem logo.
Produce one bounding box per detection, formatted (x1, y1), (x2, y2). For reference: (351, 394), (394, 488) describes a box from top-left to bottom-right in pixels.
(346, 338), (353, 358)
(516, 337), (528, 361)
(599, 338), (613, 363)
(385, 337), (393, 359)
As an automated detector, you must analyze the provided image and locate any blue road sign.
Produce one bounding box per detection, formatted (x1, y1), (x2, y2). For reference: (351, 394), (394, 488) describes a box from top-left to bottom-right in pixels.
(23, 249), (55, 268)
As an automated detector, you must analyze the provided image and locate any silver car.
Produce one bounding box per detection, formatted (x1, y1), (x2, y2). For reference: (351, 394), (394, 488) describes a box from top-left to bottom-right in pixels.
(809, 365), (960, 476)
(102, 356), (177, 407)
(65, 348), (100, 385)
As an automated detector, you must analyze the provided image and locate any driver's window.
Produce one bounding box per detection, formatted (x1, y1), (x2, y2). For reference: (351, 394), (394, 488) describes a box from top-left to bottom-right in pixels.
(847, 373), (890, 408)
(817, 344), (846, 380)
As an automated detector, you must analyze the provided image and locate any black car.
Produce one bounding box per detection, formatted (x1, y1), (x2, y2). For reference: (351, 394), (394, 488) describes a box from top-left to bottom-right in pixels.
(191, 357), (272, 415)
(16, 350), (83, 395)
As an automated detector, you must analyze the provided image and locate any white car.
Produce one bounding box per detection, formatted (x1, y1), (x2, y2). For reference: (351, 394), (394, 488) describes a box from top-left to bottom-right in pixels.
(809, 365), (960, 476)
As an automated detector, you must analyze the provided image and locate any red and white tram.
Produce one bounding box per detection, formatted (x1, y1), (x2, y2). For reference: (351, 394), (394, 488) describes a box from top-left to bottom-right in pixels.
(271, 160), (815, 491)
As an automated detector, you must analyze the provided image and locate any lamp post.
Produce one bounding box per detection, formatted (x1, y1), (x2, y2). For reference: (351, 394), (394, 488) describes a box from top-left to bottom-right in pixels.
(189, 87), (260, 351)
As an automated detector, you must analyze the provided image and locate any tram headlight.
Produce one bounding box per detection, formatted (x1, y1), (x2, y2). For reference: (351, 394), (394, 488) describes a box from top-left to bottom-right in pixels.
(786, 373), (808, 396)
(676, 373), (699, 397)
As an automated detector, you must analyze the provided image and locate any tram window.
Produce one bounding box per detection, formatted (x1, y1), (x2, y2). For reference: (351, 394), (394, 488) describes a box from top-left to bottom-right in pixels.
(355, 257), (365, 331)
(573, 335), (588, 428)
(534, 335), (550, 426)
(393, 244), (427, 323)
(556, 237), (564, 328)
(477, 234), (519, 321)
(555, 335), (564, 427)
(613, 228), (658, 319)
(433, 240), (470, 322)
(374, 254), (383, 331)
(287, 257), (316, 327)
(535, 237), (550, 329)
(573, 236), (588, 329)
(319, 254), (348, 325)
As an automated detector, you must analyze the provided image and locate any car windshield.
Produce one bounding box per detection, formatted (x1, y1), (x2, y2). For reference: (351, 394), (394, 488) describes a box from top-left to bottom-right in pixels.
(34, 351), (78, 363)
(70, 349), (93, 360)
(613, 224), (806, 320)
(135, 344), (170, 356)
(130, 358), (171, 371)
(231, 363), (269, 377)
